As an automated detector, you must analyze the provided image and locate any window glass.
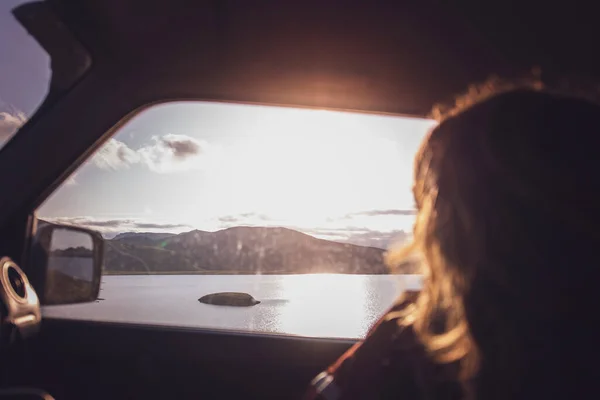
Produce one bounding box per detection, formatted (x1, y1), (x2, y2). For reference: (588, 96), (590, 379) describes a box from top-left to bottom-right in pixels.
(37, 102), (433, 339)
(0, 0), (51, 149)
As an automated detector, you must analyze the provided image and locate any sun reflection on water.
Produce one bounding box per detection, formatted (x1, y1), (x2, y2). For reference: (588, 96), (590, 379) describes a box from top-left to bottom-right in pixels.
(274, 273), (372, 338)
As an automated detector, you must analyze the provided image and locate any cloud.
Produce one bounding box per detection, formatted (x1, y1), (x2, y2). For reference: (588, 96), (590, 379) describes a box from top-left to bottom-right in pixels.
(137, 134), (205, 173)
(134, 222), (191, 229)
(0, 111), (27, 141)
(344, 209), (417, 218)
(76, 219), (137, 228)
(160, 134), (202, 159)
(218, 212), (271, 224)
(43, 216), (190, 235)
(344, 230), (410, 249)
(91, 134), (205, 172)
(218, 216), (240, 223)
(301, 226), (411, 249)
(93, 139), (140, 170)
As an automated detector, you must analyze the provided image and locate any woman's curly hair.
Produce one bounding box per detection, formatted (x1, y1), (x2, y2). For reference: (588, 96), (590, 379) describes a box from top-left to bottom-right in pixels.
(387, 73), (600, 399)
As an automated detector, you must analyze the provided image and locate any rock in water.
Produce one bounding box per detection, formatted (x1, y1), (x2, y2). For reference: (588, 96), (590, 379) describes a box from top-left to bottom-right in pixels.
(198, 292), (261, 307)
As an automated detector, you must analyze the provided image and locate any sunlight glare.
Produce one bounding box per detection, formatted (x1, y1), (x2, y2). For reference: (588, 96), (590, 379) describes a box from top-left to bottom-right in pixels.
(197, 107), (428, 229)
(274, 273), (371, 338)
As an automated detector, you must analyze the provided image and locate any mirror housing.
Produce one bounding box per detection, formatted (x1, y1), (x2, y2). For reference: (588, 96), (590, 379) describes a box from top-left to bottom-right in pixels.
(29, 220), (104, 305)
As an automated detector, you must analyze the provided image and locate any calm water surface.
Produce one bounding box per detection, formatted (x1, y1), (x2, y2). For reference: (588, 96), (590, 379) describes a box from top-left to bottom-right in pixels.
(43, 274), (423, 339)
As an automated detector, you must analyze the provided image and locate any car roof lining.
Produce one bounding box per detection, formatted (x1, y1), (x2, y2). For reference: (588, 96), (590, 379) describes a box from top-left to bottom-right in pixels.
(34, 0), (600, 117)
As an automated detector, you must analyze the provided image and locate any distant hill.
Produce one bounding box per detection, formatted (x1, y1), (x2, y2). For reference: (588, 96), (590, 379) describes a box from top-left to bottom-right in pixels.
(51, 246), (93, 258)
(104, 226), (415, 275)
(112, 232), (176, 243)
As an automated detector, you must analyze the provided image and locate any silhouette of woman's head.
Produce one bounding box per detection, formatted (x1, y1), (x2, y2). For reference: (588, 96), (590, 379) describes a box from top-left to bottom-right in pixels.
(390, 82), (600, 398)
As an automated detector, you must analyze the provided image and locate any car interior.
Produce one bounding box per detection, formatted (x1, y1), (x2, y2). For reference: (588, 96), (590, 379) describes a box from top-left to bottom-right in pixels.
(0, 0), (598, 399)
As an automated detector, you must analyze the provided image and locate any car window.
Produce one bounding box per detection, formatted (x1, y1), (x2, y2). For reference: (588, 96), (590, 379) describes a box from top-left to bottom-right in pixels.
(37, 101), (433, 339)
(0, 0), (51, 150)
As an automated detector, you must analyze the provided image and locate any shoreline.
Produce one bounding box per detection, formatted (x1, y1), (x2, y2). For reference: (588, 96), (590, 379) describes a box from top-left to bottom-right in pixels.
(103, 270), (394, 276)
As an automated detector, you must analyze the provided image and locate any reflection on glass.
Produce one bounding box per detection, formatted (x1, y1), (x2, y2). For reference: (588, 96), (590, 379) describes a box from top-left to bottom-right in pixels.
(274, 274), (369, 338)
(46, 228), (94, 302)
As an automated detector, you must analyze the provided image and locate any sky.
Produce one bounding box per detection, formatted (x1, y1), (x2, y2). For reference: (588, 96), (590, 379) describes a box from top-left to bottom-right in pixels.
(51, 228), (93, 251)
(0, 1), (50, 116)
(1, 1), (435, 249)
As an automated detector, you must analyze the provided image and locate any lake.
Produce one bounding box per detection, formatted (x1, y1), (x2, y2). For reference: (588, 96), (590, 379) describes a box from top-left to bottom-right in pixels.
(42, 274), (423, 339)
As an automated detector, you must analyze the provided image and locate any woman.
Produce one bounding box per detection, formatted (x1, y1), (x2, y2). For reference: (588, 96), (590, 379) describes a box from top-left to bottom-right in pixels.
(305, 83), (600, 399)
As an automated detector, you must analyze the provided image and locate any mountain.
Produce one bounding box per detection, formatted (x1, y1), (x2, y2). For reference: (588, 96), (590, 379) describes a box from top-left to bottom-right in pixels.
(104, 226), (415, 275)
(112, 232), (176, 243)
(51, 246), (93, 257)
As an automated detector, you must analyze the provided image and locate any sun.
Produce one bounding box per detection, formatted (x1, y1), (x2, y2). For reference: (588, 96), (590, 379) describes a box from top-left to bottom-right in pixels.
(181, 105), (434, 231)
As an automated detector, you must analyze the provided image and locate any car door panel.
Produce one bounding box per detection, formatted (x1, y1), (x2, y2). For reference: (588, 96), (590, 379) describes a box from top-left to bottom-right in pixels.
(14, 318), (353, 399)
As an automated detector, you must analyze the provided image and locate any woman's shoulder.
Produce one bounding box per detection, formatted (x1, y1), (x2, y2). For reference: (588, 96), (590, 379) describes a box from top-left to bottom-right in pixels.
(305, 290), (461, 400)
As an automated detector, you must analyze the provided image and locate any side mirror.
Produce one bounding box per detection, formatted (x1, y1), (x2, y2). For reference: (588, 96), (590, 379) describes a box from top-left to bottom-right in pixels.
(29, 221), (104, 305)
